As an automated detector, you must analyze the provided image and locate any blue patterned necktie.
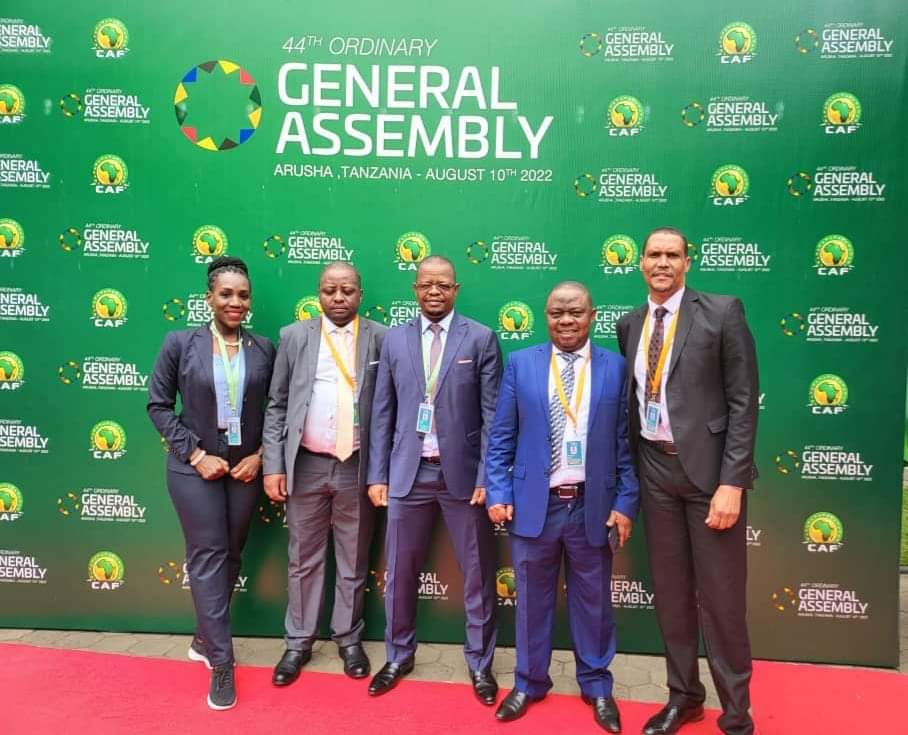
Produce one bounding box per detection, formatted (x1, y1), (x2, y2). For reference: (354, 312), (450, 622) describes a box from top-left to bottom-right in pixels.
(550, 351), (580, 473)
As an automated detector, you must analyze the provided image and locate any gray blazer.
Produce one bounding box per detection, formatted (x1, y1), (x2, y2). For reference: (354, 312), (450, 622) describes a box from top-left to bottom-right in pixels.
(367, 312), (502, 501)
(262, 316), (386, 491)
(616, 288), (759, 494)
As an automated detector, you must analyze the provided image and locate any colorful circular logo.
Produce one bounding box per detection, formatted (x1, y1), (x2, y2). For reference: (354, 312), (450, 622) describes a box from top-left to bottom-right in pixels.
(496, 567), (517, 599)
(59, 92), (84, 117)
(816, 235), (854, 268)
(779, 312), (805, 337)
(192, 225), (228, 258)
(0, 219), (24, 250)
(795, 28), (819, 54)
(59, 227), (83, 252)
(0, 482), (23, 514)
(162, 298), (187, 322)
(809, 374), (848, 407)
(396, 232), (430, 264)
(786, 171), (814, 197)
(773, 449), (801, 475)
(56, 491), (81, 517)
(88, 551), (125, 583)
(602, 235), (638, 267)
(174, 60), (262, 151)
(0, 351), (24, 383)
(92, 154), (128, 187)
(90, 420), (127, 453)
(573, 173), (598, 198)
(607, 95), (643, 129)
(803, 512), (844, 545)
(91, 288), (127, 320)
(498, 301), (534, 334)
(93, 19), (128, 50)
(720, 22), (757, 55)
(262, 234), (286, 259)
(681, 101), (705, 127)
(579, 32), (602, 58)
(58, 360), (82, 385)
(466, 240), (489, 265)
(157, 560), (185, 585)
(0, 84), (25, 117)
(295, 296), (323, 321)
(823, 92), (861, 126)
(771, 586), (798, 613)
(363, 305), (389, 325)
(712, 165), (749, 198)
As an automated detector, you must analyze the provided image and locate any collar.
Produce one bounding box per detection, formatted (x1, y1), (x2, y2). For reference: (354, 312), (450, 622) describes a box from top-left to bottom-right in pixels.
(552, 339), (591, 360)
(647, 287), (685, 317)
(420, 310), (455, 334)
(323, 315), (356, 335)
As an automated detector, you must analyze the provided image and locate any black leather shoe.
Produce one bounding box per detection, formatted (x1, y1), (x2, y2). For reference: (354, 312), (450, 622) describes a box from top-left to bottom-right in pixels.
(339, 643), (371, 679)
(469, 668), (498, 705)
(495, 689), (543, 722)
(581, 695), (622, 733)
(272, 648), (311, 687)
(642, 703), (705, 735)
(368, 658), (414, 696)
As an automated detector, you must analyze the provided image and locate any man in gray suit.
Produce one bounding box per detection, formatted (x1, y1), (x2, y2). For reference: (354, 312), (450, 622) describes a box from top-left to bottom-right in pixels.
(263, 261), (386, 686)
(366, 255), (502, 705)
(616, 227), (759, 735)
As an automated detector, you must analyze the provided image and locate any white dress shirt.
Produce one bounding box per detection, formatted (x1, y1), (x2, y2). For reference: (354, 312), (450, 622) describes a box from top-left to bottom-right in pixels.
(419, 310), (454, 458)
(301, 317), (359, 456)
(549, 339), (592, 487)
(634, 287), (685, 442)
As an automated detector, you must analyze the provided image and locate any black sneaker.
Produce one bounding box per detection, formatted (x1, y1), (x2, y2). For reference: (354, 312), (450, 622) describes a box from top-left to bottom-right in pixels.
(188, 636), (211, 669)
(207, 665), (237, 710)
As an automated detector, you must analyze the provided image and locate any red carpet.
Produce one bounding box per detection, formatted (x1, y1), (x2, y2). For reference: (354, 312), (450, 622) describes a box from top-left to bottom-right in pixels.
(1, 644), (904, 734)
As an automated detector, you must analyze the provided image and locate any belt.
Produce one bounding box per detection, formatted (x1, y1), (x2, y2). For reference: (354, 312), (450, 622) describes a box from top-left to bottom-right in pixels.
(641, 437), (679, 456)
(421, 456), (442, 465)
(550, 483), (584, 499)
(302, 448), (359, 462)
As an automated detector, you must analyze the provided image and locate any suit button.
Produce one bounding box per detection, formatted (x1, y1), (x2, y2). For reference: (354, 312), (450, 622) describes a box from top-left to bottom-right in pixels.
(543, 469), (550, 477)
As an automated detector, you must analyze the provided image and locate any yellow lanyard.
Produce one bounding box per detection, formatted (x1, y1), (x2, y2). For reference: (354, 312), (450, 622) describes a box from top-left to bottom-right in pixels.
(422, 327), (444, 400)
(210, 322), (242, 412)
(550, 350), (590, 429)
(322, 316), (358, 391)
(642, 308), (680, 400)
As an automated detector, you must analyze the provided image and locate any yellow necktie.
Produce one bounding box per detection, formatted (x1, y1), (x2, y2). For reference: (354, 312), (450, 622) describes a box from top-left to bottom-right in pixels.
(335, 328), (354, 461)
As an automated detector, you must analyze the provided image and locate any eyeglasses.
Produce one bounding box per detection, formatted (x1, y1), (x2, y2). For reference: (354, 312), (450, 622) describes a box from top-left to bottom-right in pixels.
(414, 282), (456, 293)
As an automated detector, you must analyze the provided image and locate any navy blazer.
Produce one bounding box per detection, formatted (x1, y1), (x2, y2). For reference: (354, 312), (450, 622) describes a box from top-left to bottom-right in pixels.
(485, 342), (639, 547)
(147, 325), (276, 475)
(367, 312), (502, 500)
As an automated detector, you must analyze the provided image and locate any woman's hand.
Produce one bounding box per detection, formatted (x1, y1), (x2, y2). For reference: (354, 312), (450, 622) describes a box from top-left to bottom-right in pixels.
(195, 454), (230, 481)
(230, 453), (262, 483)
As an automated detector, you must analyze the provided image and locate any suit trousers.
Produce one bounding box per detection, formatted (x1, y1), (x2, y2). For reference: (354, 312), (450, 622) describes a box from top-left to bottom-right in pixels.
(166, 434), (259, 667)
(384, 460), (497, 670)
(284, 447), (374, 650)
(638, 441), (753, 735)
(510, 495), (616, 698)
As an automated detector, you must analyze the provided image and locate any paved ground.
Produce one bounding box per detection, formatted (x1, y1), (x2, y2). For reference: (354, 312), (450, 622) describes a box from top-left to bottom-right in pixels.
(2, 574), (905, 707)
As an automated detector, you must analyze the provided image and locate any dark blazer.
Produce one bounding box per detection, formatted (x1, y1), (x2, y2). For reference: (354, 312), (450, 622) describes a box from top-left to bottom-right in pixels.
(485, 342), (639, 547)
(616, 288), (759, 494)
(147, 325), (276, 475)
(367, 312), (502, 500)
(261, 316), (386, 491)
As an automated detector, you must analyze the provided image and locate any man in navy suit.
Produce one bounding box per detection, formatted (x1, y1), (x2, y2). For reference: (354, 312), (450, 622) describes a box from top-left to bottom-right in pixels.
(486, 281), (639, 732)
(367, 255), (502, 705)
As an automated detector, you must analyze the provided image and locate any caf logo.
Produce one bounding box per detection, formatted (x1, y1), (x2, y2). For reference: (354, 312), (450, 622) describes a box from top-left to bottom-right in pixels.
(823, 92), (861, 134)
(295, 296), (322, 321)
(601, 234), (639, 274)
(815, 235), (854, 276)
(395, 232), (431, 270)
(92, 154), (129, 194)
(0, 351), (24, 390)
(92, 18), (129, 58)
(771, 586), (798, 613)
(88, 551), (125, 590)
(809, 374), (848, 415)
(719, 22), (757, 63)
(91, 288), (128, 327)
(803, 511), (844, 553)
(0, 218), (25, 257)
(0, 84), (25, 124)
(711, 164), (749, 206)
(498, 301), (534, 341)
(192, 225), (228, 263)
(607, 96), (644, 136)
(0, 482), (23, 521)
(496, 567), (517, 605)
(90, 420), (127, 460)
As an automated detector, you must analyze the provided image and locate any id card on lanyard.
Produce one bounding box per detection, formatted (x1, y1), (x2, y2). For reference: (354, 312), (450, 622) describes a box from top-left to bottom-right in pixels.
(641, 309), (679, 433)
(550, 350), (590, 468)
(211, 323), (243, 445)
(417, 329), (443, 434)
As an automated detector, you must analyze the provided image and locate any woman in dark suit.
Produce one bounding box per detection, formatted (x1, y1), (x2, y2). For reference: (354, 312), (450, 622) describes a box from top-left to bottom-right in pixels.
(147, 256), (275, 711)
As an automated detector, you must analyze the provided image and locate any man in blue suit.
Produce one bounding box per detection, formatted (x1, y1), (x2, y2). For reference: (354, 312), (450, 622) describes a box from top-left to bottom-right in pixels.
(486, 281), (639, 732)
(367, 255), (502, 705)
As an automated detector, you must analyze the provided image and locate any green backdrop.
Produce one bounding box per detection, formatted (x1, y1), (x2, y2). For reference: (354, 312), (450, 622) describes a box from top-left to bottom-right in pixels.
(1, 0), (905, 668)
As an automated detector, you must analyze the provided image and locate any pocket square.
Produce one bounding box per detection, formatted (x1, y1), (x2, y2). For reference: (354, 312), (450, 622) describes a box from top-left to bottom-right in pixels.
(457, 358), (473, 364)
(368, 360), (380, 365)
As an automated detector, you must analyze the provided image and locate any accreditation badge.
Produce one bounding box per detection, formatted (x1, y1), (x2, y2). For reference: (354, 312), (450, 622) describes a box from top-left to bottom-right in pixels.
(416, 402), (435, 434)
(565, 439), (584, 466)
(645, 400), (661, 433)
(353, 402), (360, 428)
(227, 416), (242, 446)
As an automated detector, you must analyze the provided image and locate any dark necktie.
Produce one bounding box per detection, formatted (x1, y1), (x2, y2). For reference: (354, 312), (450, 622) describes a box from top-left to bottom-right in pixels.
(550, 351), (579, 472)
(646, 307), (668, 401)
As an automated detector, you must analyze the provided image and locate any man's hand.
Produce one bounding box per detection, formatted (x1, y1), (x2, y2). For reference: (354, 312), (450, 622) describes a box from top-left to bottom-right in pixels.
(606, 510), (632, 547)
(195, 454), (229, 481)
(705, 485), (743, 530)
(488, 504), (513, 524)
(470, 487), (486, 506)
(230, 453), (262, 483)
(263, 473), (287, 502)
(368, 483), (389, 507)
